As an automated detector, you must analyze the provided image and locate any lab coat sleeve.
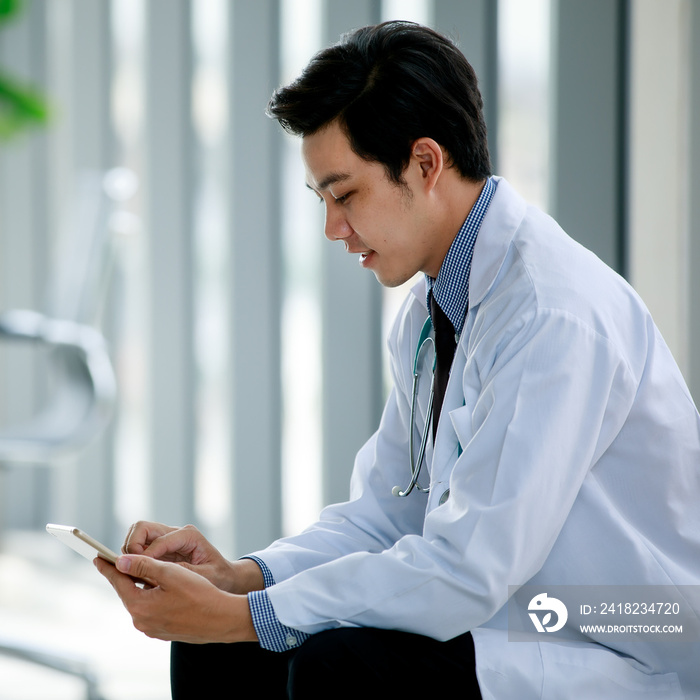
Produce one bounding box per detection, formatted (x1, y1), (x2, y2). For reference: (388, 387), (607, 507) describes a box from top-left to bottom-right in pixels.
(264, 304), (638, 640)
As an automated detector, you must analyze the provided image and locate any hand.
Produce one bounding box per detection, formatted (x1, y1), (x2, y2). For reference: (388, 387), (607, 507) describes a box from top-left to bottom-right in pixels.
(122, 521), (264, 594)
(123, 521), (212, 563)
(94, 554), (257, 644)
(122, 521), (179, 556)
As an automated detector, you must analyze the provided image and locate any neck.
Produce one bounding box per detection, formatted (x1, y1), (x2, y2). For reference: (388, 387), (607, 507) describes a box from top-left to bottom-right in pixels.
(424, 176), (487, 278)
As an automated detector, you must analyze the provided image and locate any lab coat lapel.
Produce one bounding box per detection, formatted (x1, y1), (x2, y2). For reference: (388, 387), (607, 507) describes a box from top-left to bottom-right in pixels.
(430, 177), (527, 476)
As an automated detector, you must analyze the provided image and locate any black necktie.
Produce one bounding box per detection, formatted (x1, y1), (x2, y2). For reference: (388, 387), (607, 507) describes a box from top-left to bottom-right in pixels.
(430, 293), (457, 440)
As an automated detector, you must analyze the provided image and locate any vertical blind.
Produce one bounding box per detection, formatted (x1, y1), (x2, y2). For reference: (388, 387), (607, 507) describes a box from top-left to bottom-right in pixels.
(4, 0), (694, 560)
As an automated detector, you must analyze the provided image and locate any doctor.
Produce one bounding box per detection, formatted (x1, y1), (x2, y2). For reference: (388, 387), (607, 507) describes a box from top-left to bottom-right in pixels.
(96, 21), (700, 699)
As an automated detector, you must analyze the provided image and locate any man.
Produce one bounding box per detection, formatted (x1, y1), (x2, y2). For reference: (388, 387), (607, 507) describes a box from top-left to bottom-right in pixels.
(97, 21), (700, 699)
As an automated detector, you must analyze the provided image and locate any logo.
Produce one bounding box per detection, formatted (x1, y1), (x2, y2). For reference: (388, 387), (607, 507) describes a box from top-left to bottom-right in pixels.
(528, 593), (568, 633)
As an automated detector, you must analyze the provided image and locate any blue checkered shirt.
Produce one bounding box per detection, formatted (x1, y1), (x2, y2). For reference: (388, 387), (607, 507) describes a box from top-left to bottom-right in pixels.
(246, 178), (497, 652)
(245, 556), (310, 652)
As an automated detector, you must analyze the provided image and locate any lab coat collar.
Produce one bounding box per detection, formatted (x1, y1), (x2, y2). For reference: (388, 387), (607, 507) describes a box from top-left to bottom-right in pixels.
(409, 176), (527, 313)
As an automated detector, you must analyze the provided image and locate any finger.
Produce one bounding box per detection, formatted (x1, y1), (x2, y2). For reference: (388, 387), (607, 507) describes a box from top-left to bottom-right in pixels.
(115, 554), (168, 589)
(141, 525), (201, 562)
(94, 556), (135, 594)
(122, 525), (134, 554)
(94, 555), (116, 579)
(95, 554), (159, 594)
(123, 521), (175, 555)
(123, 521), (158, 554)
(123, 521), (146, 554)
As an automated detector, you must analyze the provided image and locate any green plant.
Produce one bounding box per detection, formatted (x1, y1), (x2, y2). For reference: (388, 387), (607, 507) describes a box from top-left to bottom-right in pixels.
(0, 0), (49, 140)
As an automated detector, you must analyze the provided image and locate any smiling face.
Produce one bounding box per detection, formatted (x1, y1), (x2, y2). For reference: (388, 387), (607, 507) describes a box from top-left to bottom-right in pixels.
(302, 120), (452, 287)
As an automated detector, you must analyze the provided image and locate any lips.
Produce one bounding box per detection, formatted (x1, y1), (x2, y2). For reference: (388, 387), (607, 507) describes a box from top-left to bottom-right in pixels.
(343, 239), (374, 267)
(358, 251), (374, 267)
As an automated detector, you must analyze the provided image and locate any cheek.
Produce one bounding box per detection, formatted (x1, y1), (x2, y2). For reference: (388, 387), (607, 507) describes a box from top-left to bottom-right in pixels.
(352, 189), (412, 245)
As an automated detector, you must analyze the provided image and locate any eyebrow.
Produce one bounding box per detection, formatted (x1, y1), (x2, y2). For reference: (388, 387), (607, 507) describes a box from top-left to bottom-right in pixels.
(306, 172), (351, 192)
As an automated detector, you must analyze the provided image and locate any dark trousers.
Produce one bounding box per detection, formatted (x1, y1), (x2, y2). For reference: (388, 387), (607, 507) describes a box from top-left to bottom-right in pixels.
(171, 628), (481, 699)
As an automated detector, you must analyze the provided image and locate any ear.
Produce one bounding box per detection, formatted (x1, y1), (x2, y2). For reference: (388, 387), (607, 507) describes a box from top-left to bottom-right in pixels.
(410, 137), (444, 192)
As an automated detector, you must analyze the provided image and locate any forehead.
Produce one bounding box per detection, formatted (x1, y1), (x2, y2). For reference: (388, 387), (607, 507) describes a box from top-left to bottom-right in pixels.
(301, 121), (379, 191)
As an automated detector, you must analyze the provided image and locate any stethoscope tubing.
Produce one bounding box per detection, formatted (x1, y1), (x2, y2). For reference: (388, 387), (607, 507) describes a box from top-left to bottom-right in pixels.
(393, 317), (436, 498)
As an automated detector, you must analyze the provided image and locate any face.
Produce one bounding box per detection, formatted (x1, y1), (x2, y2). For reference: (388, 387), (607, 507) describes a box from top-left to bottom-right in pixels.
(301, 121), (444, 287)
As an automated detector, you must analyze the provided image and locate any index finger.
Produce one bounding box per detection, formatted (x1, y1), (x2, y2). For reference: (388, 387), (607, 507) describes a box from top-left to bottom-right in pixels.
(94, 555), (139, 597)
(123, 521), (177, 554)
(141, 526), (202, 562)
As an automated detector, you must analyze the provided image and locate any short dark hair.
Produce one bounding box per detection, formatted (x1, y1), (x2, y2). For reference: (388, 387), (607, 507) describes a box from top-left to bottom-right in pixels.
(267, 20), (492, 185)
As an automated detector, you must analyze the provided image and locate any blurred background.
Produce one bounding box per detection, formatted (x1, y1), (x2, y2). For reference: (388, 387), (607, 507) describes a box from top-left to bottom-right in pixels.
(0, 0), (698, 697)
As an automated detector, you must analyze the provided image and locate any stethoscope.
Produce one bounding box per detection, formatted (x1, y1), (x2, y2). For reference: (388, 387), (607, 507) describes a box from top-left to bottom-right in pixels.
(392, 316), (436, 497)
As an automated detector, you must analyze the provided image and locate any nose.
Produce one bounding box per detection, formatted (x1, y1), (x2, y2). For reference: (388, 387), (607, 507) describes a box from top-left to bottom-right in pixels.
(324, 205), (352, 242)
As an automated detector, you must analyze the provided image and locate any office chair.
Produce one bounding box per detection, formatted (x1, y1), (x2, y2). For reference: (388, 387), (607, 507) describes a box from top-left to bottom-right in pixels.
(0, 308), (116, 464)
(0, 168), (137, 700)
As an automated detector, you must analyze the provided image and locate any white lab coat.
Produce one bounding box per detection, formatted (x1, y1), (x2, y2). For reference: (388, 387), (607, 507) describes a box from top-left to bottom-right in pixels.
(252, 178), (700, 698)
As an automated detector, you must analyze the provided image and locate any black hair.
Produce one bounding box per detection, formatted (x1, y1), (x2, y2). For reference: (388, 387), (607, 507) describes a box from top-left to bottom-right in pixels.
(267, 20), (492, 185)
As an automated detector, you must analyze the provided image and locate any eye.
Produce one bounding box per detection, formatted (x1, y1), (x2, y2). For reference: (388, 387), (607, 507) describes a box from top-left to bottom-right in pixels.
(333, 192), (351, 205)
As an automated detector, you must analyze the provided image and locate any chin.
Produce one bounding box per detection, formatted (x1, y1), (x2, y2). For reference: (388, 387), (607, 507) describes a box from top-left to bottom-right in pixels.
(373, 270), (412, 289)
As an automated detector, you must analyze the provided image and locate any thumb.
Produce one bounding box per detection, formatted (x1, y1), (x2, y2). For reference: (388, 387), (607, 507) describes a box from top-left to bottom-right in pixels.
(116, 554), (166, 586)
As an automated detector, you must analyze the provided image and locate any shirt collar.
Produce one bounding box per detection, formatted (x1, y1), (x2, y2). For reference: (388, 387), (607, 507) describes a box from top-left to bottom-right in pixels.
(426, 176), (497, 335)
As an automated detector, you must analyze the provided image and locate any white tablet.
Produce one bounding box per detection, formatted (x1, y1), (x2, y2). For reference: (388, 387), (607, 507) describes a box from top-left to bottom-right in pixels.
(46, 523), (119, 564)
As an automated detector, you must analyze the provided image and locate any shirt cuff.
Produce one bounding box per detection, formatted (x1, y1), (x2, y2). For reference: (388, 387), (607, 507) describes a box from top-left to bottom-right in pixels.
(248, 589), (310, 652)
(242, 555), (310, 653)
(241, 554), (276, 588)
